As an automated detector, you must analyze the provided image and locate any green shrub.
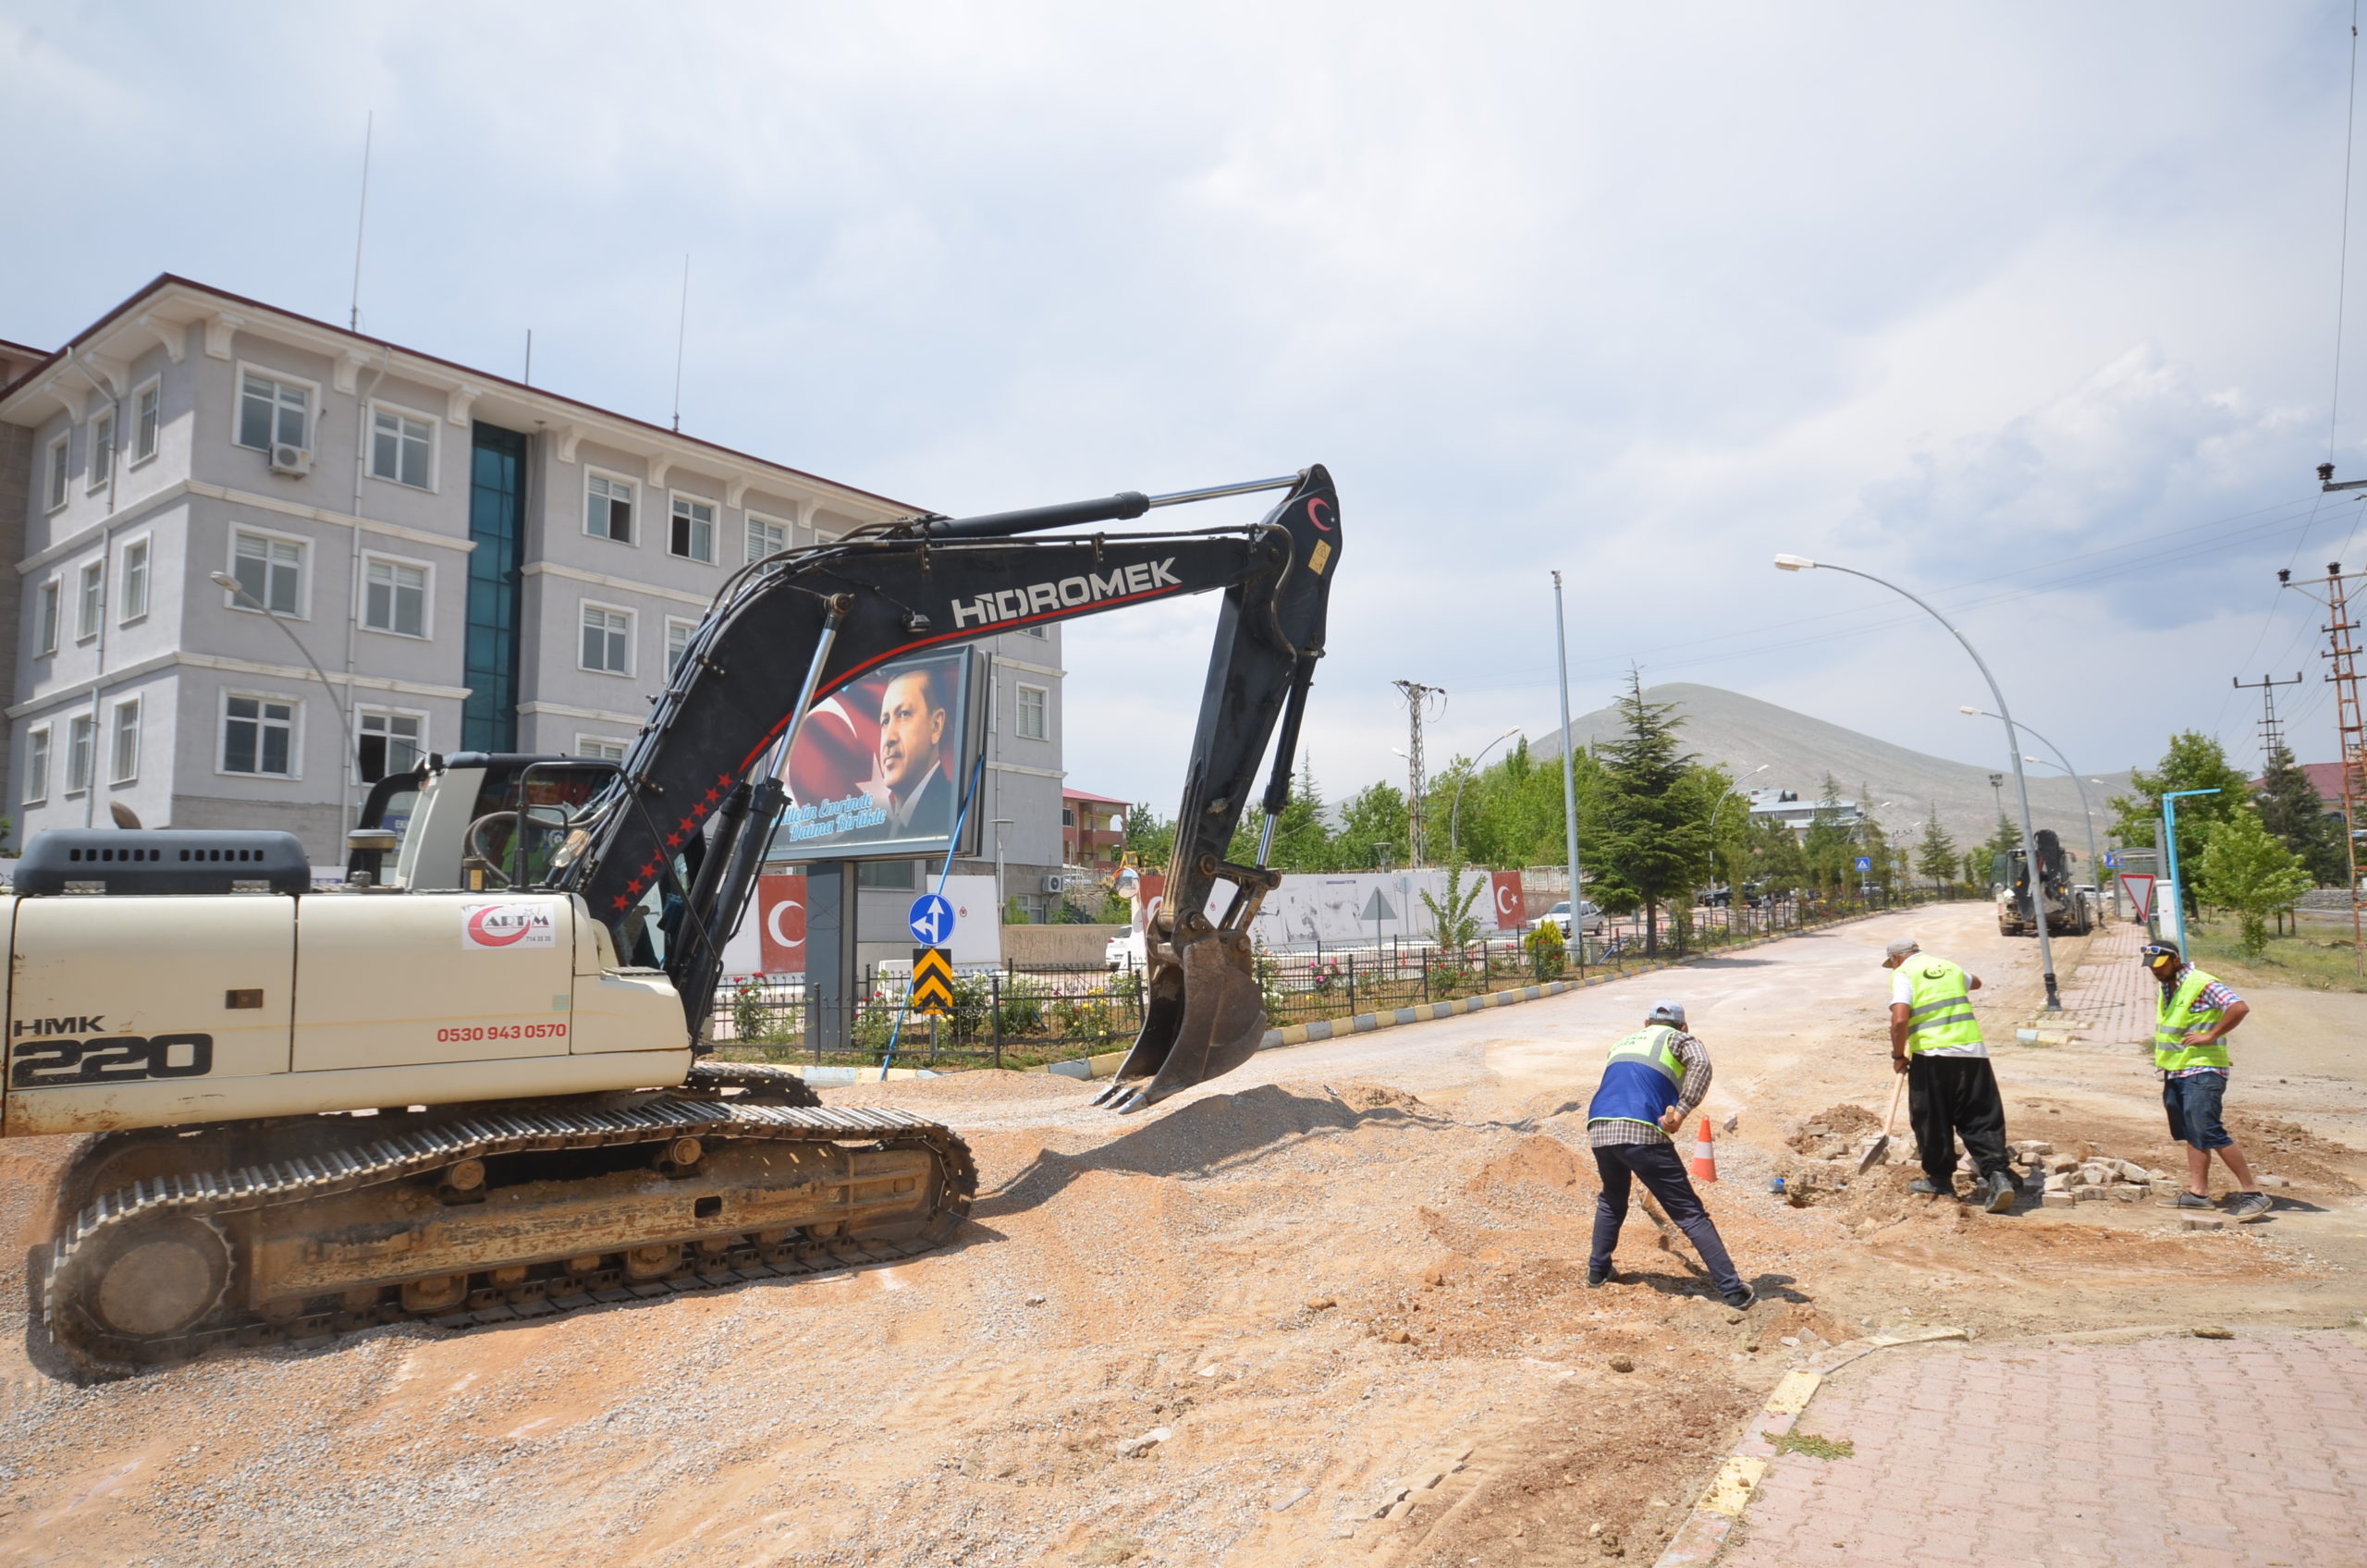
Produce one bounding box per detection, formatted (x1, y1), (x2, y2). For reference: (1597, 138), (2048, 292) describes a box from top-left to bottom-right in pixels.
(1525, 919), (1566, 980)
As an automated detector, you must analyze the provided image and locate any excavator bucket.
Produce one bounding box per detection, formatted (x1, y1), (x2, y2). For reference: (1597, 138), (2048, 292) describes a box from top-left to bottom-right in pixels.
(1091, 932), (1268, 1112)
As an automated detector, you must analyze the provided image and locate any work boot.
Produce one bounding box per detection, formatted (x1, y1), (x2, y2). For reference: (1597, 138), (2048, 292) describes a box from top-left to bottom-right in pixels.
(1981, 1171), (2017, 1213)
(1908, 1177), (1952, 1197)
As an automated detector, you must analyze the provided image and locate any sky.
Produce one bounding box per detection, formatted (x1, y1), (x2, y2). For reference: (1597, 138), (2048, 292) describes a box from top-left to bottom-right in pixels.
(6, 3), (2366, 814)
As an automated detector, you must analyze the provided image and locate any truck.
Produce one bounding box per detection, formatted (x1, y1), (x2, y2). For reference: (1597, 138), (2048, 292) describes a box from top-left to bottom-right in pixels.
(13, 466), (1342, 1376)
(1994, 827), (2093, 937)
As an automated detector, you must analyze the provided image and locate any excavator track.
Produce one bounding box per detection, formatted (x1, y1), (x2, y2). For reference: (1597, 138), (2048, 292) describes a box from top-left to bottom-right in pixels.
(42, 1096), (974, 1378)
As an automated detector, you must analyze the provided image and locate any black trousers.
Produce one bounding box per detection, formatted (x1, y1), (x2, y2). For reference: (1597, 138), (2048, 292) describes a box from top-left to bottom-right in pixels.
(1907, 1054), (2011, 1185)
(1588, 1142), (1744, 1296)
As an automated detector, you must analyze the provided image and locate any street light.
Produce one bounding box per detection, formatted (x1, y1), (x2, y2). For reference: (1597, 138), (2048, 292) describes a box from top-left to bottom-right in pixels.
(2160, 789), (2222, 952)
(1959, 704), (2104, 923)
(1776, 554), (2062, 1009)
(211, 570), (356, 836)
(1448, 728), (1522, 863)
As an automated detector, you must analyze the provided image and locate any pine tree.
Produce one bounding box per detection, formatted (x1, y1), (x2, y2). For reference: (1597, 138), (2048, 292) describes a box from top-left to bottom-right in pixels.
(2254, 745), (2346, 887)
(1801, 774), (1853, 895)
(1914, 802), (1958, 888)
(1589, 671), (1718, 955)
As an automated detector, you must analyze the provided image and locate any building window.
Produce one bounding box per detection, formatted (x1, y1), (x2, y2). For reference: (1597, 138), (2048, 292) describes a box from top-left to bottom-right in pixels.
(362, 556), (429, 638)
(222, 693), (297, 777)
(669, 496), (716, 562)
(576, 735), (628, 762)
(746, 514), (789, 564)
(356, 709), (423, 783)
(87, 411), (114, 491)
(66, 714), (94, 795)
(1016, 682), (1049, 741)
(230, 531), (304, 616)
(237, 371), (309, 452)
(1025, 623), (1048, 639)
(581, 604), (632, 675)
(109, 699), (141, 785)
(369, 407), (434, 489)
(132, 381), (160, 463)
(585, 473), (634, 543)
(37, 581), (60, 656)
(76, 560), (103, 642)
(22, 727), (50, 805)
(119, 539), (150, 624)
(665, 618), (696, 677)
(46, 435), (68, 511)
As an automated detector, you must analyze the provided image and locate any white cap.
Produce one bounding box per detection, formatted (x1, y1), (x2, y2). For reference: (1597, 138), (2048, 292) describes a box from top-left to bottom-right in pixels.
(1884, 937), (1919, 960)
(1646, 999), (1686, 1027)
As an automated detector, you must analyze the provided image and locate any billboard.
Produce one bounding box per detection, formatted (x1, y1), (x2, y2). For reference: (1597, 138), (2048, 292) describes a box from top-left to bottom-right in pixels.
(768, 648), (987, 863)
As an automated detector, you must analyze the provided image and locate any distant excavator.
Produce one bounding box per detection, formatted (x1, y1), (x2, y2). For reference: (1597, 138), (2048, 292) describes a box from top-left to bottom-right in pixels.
(1994, 827), (2093, 937)
(8, 465), (1340, 1374)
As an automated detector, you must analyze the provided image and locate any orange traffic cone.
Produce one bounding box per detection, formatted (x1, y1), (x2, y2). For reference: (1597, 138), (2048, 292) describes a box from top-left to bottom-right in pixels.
(1689, 1115), (1719, 1182)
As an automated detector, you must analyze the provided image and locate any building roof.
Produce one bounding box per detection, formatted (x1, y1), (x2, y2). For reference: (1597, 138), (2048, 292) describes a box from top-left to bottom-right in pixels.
(0, 273), (921, 516)
(2252, 762), (2350, 803)
(1062, 788), (1132, 807)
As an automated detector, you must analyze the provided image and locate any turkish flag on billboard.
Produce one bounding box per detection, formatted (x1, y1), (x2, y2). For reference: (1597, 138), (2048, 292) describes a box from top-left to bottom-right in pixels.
(757, 872), (806, 973)
(1490, 871), (1527, 929)
(1135, 872), (1167, 930)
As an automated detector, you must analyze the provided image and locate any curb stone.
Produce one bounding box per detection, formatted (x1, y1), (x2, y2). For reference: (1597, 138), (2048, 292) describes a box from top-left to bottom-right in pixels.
(1652, 1328), (1968, 1568)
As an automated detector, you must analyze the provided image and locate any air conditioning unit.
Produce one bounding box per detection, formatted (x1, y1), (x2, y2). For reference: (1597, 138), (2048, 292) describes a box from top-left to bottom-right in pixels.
(269, 444), (313, 476)
(1041, 874), (1067, 894)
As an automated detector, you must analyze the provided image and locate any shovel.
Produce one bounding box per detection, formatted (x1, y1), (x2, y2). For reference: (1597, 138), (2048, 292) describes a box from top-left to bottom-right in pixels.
(1858, 1072), (1906, 1174)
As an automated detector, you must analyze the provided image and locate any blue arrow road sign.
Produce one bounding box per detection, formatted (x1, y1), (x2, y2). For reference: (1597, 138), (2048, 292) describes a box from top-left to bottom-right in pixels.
(2104, 851), (2121, 869)
(909, 892), (956, 946)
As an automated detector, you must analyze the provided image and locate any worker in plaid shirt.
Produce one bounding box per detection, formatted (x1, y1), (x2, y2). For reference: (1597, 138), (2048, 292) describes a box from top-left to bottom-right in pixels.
(2143, 940), (2271, 1221)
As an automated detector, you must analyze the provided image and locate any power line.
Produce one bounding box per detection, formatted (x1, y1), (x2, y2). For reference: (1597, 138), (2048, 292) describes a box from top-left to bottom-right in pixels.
(2332, 0), (2362, 459)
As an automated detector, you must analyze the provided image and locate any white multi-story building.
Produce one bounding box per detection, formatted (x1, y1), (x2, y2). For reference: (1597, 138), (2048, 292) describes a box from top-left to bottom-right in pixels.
(0, 276), (1068, 906)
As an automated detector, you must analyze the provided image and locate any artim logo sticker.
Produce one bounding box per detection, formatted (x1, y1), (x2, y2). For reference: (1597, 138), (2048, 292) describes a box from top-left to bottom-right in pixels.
(461, 902), (558, 950)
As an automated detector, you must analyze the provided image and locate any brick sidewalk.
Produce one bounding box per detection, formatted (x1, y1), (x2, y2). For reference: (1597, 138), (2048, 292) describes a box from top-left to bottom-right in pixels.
(1720, 1331), (2367, 1568)
(2056, 923), (2151, 1047)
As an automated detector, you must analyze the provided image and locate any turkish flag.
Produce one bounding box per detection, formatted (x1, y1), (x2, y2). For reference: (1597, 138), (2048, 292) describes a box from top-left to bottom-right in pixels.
(1490, 871), (1527, 929)
(757, 872), (806, 973)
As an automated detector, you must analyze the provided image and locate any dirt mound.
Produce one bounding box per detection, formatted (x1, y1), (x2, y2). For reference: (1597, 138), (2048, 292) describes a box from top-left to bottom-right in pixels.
(1329, 1082), (1436, 1117)
(1786, 1103), (1881, 1153)
(2226, 1112), (2364, 1194)
(1465, 1134), (1589, 1200)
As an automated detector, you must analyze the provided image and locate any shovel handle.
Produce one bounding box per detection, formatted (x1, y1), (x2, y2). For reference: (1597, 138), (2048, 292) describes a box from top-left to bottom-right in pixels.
(1882, 1071), (1906, 1134)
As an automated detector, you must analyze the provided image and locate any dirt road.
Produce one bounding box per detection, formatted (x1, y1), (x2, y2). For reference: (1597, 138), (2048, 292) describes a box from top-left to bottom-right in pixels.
(0, 901), (2360, 1567)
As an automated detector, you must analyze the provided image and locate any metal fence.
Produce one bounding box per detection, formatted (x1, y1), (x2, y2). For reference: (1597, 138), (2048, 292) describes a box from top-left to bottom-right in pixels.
(707, 884), (1965, 1072)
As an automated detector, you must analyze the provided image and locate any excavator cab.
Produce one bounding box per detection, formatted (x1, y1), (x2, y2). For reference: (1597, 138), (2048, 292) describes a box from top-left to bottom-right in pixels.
(347, 753), (619, 893)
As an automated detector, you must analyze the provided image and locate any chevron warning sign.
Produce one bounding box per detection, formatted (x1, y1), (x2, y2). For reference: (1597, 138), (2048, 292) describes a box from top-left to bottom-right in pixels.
(912, 946), (956, 1016)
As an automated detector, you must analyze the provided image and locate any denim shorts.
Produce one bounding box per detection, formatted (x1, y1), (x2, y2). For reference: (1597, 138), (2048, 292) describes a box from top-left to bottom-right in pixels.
(2163, 1071), (2232, 1150)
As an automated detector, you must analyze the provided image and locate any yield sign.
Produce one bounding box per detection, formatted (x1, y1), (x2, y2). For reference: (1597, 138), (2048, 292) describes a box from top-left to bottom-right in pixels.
(2117, 872), (2157, 923)
(1360, 888), (1396, 923)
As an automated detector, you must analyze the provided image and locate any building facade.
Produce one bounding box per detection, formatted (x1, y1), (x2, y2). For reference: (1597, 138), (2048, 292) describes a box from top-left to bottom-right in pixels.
(0, 276), (1066, 904)
(1061, 787), (1128, 870)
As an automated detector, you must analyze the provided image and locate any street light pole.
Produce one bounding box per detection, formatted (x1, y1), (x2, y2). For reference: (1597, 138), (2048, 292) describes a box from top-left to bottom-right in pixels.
(1551, 572), (1584, 962)
(2160, 789), (2222, 952)
(1958, 705), (2103, 924)
(1777, 554), (2062, 1010)
(1449, 728), (1522, 864)
(211, 570), (356, 841)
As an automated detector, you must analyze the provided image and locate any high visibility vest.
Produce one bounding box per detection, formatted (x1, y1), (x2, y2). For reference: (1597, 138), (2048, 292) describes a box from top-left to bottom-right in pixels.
(1901, 957), (1982, 1055)
(2154, 967), (2232, 1072)
(1588, 1024), (1686, 1133)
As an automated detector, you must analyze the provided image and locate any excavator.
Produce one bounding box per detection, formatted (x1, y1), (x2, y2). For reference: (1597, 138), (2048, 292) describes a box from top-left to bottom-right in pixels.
(10, 465), (1340, 1375)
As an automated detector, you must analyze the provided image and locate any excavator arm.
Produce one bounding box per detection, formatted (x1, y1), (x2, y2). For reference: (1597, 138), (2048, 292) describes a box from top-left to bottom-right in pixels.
(551, 464), (1341, 1109)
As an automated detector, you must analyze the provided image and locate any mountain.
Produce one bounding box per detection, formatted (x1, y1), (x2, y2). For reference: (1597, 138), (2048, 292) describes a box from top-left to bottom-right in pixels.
(1530, 682), (2130, 863)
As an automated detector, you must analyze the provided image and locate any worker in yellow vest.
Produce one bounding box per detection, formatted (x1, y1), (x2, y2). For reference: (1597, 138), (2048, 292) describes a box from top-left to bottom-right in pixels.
(2142, 940), (2270, 1221)
(1884, 936), (2017, 1212)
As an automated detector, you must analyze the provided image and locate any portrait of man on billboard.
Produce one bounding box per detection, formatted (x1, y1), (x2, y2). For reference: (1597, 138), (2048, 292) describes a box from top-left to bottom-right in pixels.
(772, 649), (976, 857)
(872, 663), (954, 838)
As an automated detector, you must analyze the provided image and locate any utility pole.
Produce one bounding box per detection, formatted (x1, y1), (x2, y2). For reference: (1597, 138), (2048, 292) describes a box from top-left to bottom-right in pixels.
(1552, 572), (1584, 965)
(2279, 537), (2365, 974)
(1392, 679), (1446, 868)
(1987, 772), (2005, 828)
(2232, 671), (2305, 762)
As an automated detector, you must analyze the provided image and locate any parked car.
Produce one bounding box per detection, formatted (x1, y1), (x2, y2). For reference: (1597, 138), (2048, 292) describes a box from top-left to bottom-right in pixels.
(1542, 900), (1605, 937)
(1105, 930), (1147, 969)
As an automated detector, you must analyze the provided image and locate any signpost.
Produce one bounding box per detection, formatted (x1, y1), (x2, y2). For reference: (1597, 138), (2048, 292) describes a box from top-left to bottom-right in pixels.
(2117, 872), (2157, 927)
(911, 946), (956, 1016)
(909, 891), (955, 947)
(1361, 888), (1395, 948)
